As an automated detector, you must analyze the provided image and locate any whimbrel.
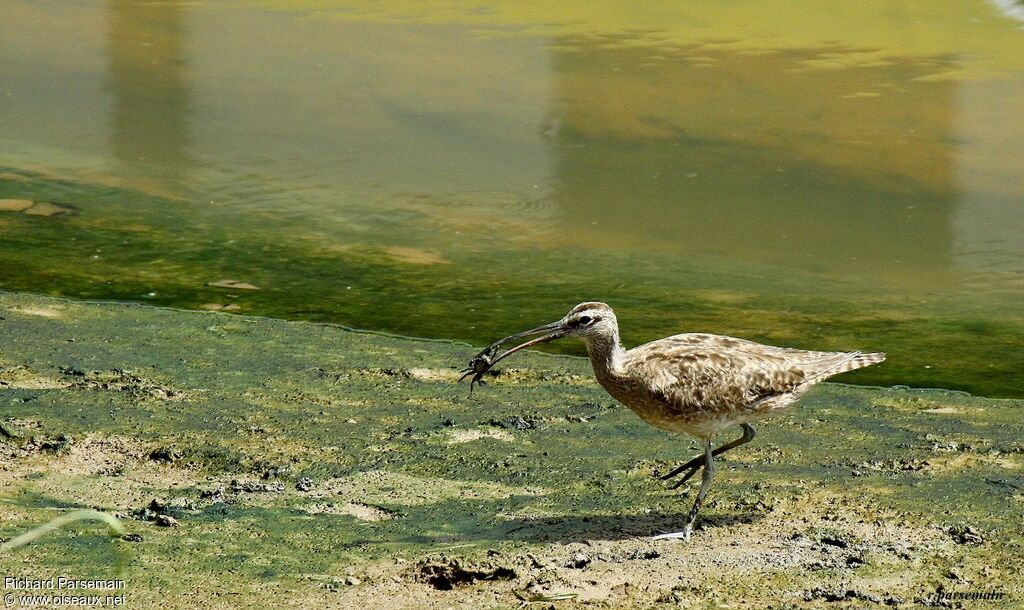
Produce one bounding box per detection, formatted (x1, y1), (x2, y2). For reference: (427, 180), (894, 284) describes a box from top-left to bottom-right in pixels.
(462, 302), (885, 540)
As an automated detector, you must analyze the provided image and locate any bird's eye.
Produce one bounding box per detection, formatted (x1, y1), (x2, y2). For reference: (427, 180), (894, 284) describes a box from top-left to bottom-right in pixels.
(577, 315), (593, 326)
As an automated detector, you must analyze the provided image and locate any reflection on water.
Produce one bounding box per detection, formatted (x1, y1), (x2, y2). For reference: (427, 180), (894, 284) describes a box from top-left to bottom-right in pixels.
(1, 0), (1023, 395)
(952, 73), (1024, 295)
(184, 10), (558, 198)
(107, 0), (190, 195)
(548, 42), (961, 287)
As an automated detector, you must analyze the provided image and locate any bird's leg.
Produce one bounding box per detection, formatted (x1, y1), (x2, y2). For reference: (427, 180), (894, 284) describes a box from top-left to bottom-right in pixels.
(660, 424), (755, 489)
(684, 440), (717, 536)
(653, 439), (716, 541)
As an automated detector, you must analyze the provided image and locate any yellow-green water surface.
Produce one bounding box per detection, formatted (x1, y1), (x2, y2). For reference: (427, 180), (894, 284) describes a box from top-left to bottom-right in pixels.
(2, 1), (1023, 396)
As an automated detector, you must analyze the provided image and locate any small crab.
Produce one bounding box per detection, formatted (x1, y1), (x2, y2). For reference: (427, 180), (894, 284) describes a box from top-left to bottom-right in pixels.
(459, 343), (501, 392)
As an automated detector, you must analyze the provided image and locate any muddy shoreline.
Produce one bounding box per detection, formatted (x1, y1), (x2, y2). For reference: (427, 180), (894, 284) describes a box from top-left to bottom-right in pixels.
(1, 292), (1021, 608)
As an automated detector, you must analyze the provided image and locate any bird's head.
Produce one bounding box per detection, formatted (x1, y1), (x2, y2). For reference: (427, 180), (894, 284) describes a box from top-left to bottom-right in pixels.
(558, 302), (618, 342)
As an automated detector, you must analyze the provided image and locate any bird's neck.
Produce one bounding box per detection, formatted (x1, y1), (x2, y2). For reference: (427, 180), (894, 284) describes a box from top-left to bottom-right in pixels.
(584, 329), (626, 377)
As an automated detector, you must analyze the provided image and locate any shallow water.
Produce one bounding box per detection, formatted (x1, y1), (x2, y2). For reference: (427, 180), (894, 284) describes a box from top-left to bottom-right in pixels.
(1, 1), (1023, 396)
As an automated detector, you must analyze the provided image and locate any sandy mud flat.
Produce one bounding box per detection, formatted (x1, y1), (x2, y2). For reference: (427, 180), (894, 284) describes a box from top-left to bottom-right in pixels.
(1, 292), (1021, 608)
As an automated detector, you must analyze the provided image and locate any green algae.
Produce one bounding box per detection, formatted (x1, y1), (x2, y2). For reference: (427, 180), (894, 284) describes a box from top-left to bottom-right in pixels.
(1, 292), (1021, 608)
(2, 169), (1023, 398)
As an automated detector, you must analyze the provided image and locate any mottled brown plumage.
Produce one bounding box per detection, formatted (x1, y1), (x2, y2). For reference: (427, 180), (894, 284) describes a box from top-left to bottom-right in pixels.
(464, 301), (885, 540)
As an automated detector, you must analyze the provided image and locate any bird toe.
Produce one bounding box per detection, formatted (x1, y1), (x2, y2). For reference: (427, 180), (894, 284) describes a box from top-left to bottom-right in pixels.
(651, 524), (692, 541)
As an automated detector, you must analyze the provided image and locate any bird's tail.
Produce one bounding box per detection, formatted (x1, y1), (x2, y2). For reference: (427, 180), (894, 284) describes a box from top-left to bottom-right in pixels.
(808, 351), (886, 382)
(841, 351), (886, 373)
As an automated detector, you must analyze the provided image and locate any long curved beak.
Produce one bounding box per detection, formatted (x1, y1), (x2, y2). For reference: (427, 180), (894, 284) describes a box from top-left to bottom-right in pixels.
(485, 319), (568, 367)
(491, 320), (567, 363)
(461, 318), (570, 391)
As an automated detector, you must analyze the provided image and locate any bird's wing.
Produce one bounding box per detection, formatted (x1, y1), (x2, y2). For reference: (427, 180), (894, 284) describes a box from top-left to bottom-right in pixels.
(650, 333), (838, 360)
(625, 335), (814, 413)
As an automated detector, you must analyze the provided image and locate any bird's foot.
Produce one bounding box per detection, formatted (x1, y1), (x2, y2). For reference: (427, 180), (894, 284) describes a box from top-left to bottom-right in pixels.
(651, 524), (692, 542)
(658, 455), (705, 488)
(660, 465), (702, 490)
